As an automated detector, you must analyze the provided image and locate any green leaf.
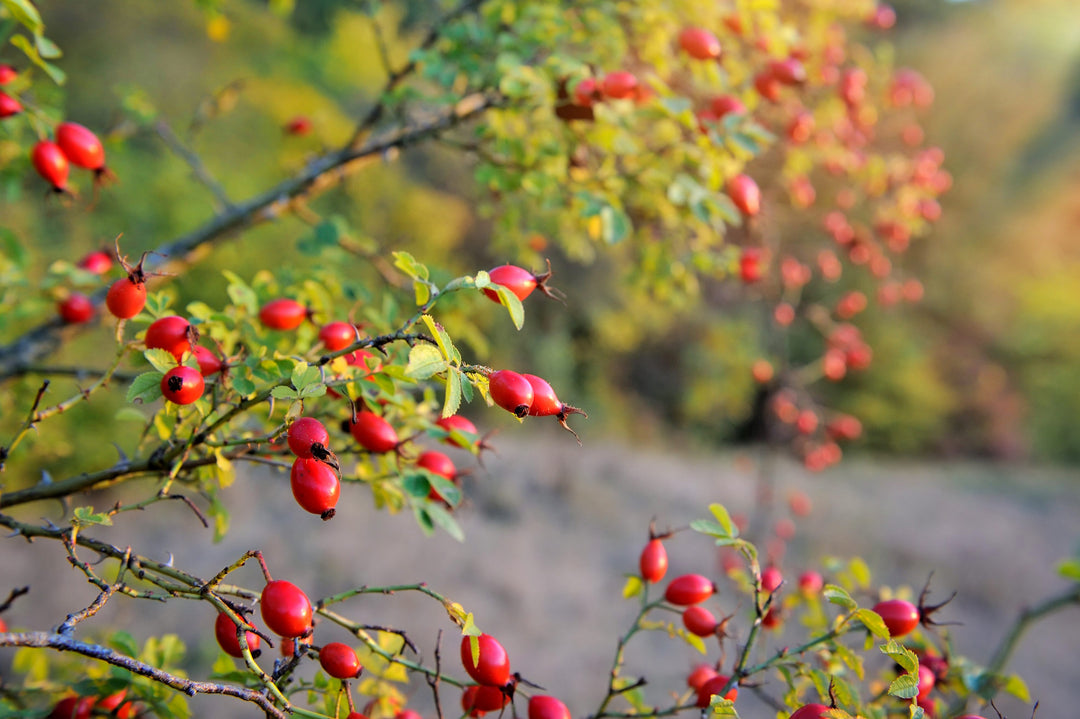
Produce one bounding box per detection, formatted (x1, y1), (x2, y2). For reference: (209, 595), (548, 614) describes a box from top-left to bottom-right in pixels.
(425, 503), (464, 542)
(909, 705), (926, 719)
(678, 628), (707, 654)
(270, 386), (298, 400)
(690, 519), (728, 538)
(1056, 558), (1080, 582)
(708, 503), (737, 536)
(232, 376), (255, 396)
(622, 575), (643, 599)
(2, 0), (44, 34)
(493, 285), (524, 330)
(473, 270), (491, 289)
(35, 33), (61, 59)
(127, 371), (164, 404)
(298, 384), (327, 399)
(422, 314), (461, 364)
(297, 219), (341, 256)
(856, 608), (890, 638)
(428, 475), (462, 507)
(291, 362), (320, 390)
(880, 640), (919, 673)
(600, 204), (632, 244)
(109, 631), (140, 658)
(73, 506), (113, 527)
(1003, 673), (1031, 702)
(707, 696), (738, 717)
(402, 473), (431, 499)
(223, 271), (258, 314)
(887, 673), (919, 699)
(405, 344), (447, 380)
(848, 557), (872, 588)
(443, 370), (463, 418)
(392, 251), (429, 281)
(143, 348), (177, 373)
(823, 584), (857, 610)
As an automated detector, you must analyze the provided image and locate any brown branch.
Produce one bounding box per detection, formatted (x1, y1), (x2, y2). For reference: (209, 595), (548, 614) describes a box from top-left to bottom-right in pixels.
(154, 119), (233, 211)
(0, 631), (288, 719)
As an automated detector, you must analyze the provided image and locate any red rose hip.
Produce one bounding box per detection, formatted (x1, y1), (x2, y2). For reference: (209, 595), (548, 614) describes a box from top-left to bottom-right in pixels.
(260, 580), (312, 638)
(460, 633), (510, 687)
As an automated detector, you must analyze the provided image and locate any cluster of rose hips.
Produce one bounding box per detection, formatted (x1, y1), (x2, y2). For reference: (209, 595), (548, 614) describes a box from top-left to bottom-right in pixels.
(0, 63), (22, 118)
(635, 514), (970, 719)
(459, 632), (571, 719)
(32, 122), (113, 195)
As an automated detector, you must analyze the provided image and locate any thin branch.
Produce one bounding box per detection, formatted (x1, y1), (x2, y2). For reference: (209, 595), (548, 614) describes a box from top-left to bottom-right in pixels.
(0, 91), (505, 382)
(0, 631), (289, 719)
(154, 119), (233, 211)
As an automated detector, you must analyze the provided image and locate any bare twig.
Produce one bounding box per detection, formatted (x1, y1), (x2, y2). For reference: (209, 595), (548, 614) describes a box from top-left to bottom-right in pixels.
(0, 631), (289, 718)
(154, 119), (233, 210)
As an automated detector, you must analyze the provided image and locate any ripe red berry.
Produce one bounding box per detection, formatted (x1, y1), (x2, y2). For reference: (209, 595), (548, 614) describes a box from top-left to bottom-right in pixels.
(686, 664), (718, 691)
(260, 298), (307, 330)
(464, 685), (509, 713)
(161, 366), (204, 405)
(319, 321), (357, 351)
(0, 64), (16, 84)
(664, 574), (715, 606)
(798, 570), (824, 596)
(260, 580), (312, 638)
(728, 174), (761, 217)
(0, 91), (22, 118)
(77, 250), (113, 275)
(678, 27), (721, 60)
(768, 58), (807, 85)
(418, 450), (455, 479)
(49, 695), (96, 719)
(788, 112), (815, 144)
(601, 71), (638, 100)
(350, 411), (399, 453)
(214, 612), (261, 658)
(522, 374), (562, 416)
(682, 605), (719, 636)
(873, 598), (919, 637)
(397, 711), (423, 719)
(192, 345), (223, 376)
(435, 415), (478, 447)
(696, 674), (737, 707)
(320, 642), (362, 679)
(285, 116), (313, 135)
(761, 566), (783, 593)
(105, 276), (146, 319)
(32, 140), (69, 192)
(739, 248), (763, 283)
(347, 714), (368, 719)
(709, 95), (746, 119)
(290, 457), (340, 517)
(145, 316), (193, 360)
(754, 71), (781, 102)
(488, 370), (534, 418)
(789, 704), (830, 719)
(573, 78), (598, 107)
(639, 538), (668, 583)
(483, 265), (537, 303)
(55, 122), (106, 172)
(58, 293), (95, 324)
(460, 633), (511, 687)
(528, 695), (570, 719)
(288, 417), (331, 458)
(916, 664), (935, 699)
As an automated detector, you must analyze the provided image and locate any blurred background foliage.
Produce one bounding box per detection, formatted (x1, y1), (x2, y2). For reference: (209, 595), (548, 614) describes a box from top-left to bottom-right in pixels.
(2, 0), (1080, 480)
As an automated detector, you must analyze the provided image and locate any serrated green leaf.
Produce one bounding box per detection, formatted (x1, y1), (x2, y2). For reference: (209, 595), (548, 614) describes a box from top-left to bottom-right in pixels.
(823, 584), (857, 610)
(392, 251), (428, 281)
(493, 285), (524, 330)
(223, 270), (257, 314)
(856, 608), (890, 638)
(443, 370), (463, 418)
(833, 643), (865, 680)
(888, 673), (919, 699)
(707, 695), (738, 717)
(143, 348), (177, 373)
(291, 362), (320, 390)
(690, 518), (728, 538)
(425, 502), (464, 542)
(270, 385), (298, 400)
(127, 371), (164, 404)
(402, 473), (431, 499)
(232, 376), (255, 396)
(405, 344), (447, 380)
(622, 575), (643, 599)
(880, 640), (919, 673)
(298, 384), (326, 399)
(73, 506), (113, 527)
(909, 705), (926, 719)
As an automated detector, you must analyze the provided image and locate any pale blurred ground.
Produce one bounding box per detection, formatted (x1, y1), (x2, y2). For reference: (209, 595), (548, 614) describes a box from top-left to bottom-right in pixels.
(2, 437), (1078, 718)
